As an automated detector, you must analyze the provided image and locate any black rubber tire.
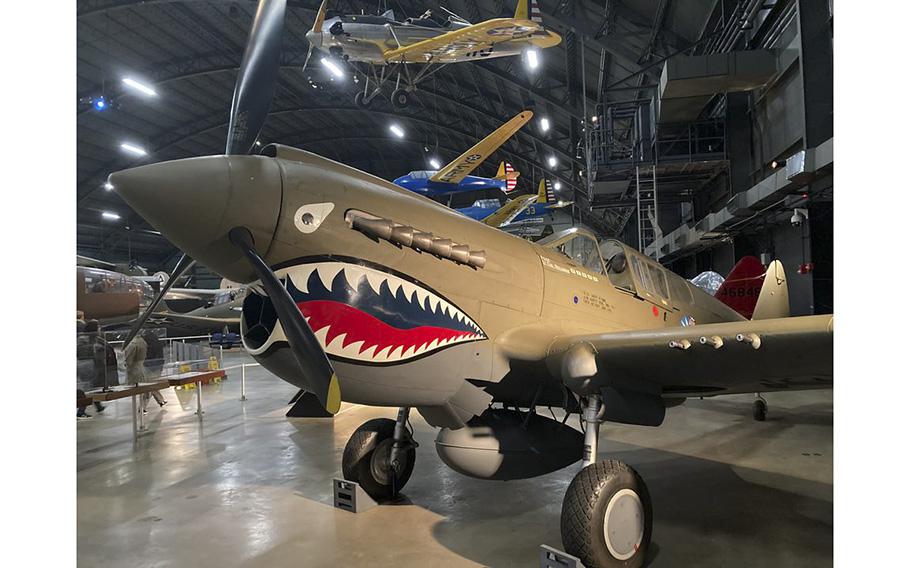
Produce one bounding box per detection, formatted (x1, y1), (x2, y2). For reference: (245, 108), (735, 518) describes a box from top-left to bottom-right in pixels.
(391, 88), (410, 109)
(753, 399), (767, 422)
(356, 436), (416, 501)
(354, 91), (370, 109)
(342, 418), (395, 482)
(561, 460), (652, 568)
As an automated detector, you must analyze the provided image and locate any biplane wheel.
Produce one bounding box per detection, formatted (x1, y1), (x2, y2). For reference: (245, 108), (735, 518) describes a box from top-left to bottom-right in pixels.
(561, 460), (651, 568)
(354, 91), (370, 109)
(753, 399), (768, 421)
(342, 418), (415, 500)
(391, 88), (410, 109)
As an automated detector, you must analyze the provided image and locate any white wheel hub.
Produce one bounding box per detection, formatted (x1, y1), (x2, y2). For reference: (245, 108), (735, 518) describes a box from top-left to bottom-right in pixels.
(603, 488), (644, 560)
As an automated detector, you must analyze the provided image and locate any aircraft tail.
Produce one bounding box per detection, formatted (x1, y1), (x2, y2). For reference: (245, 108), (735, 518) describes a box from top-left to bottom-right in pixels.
(714, 256), (765, 319)
(536, 178), (555, 204)
(752, 260), (790, 320)
(514, 0), (543, 22)
(494, 162), (519, 193)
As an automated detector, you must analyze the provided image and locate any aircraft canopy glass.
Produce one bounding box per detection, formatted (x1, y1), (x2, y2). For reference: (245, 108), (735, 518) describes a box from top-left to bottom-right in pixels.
(541, 228), (605, 274)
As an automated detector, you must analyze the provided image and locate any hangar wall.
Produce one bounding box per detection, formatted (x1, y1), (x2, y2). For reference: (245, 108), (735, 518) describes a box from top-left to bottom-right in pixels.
(622, 0), (833, 316)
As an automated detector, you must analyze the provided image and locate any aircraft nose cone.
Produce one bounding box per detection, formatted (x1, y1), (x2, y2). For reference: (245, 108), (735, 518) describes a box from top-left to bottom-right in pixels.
(109, 155), (282, 282)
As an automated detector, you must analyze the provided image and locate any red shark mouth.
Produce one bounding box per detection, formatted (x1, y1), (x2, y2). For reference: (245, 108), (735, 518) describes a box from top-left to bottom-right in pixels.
(300, 300), (483, 362)
(242, 260), (486, 364)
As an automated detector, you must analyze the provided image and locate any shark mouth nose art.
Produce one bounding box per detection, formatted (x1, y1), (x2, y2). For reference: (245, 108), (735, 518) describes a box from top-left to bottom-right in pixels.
(241, 260), (486, 364)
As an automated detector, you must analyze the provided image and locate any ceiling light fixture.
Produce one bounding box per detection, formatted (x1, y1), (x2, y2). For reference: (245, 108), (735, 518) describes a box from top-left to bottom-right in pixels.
(540, 117), (550, 133)
(122, 77), (158, 97)
(321, 57), (345, 79)
(101, 211), (121, 221)
(429, 158), (441, 169)
(389, 124), (405, 138)
(548, 156), (557, 168)
(525, 48), (540, 70)
(120, 142), (147, 156)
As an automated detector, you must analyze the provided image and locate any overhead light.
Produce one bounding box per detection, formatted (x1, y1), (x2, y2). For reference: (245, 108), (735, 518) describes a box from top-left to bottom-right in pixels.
(120, 142), (147, 156)
(321, 57), (345, 79)
(547, 156), (557, 168)
(591, 115), (598, 123)
(389, 124), (405, 138)
(103, 181), (114, 191)
(101, 211), (121, 221)
(122, 77), (157, 97)
(540, 117), (550, 132)
(429, 158), (441, 169)
(771, 160), (779, 169)
(525, 48), (540, 70)
(93, 97), (108, 110)
(554, 181), (562, 190)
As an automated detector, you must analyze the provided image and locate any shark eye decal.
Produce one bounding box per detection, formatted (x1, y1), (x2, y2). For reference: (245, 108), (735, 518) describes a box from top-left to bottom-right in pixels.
(242, 260), (486, 364)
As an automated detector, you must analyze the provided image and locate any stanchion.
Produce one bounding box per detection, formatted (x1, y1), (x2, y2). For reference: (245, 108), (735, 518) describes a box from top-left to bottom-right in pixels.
(240, 364), (247, 401)
(195, 380), (204, 417)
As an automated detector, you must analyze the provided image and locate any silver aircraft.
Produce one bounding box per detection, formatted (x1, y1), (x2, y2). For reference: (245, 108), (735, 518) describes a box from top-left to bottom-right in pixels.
(301, 0), (561, 108)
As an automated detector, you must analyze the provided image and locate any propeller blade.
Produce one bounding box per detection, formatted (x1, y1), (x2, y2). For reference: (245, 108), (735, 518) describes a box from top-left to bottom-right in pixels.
(122, 254), (196, 349)
(312, 0), (328, 33)
(225, 0), (287, 155)
(228, 227), (341, 414)
(302, 44), (314, 72)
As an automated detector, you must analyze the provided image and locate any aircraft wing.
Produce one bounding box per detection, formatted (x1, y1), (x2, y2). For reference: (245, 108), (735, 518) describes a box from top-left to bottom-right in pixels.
(430, 111), (533, 184)
(546, 315), (833, 399)
(383, 18), (554, 63)
(148, 311), (240, 333)
(77, 255), (117, 270)
(166, 287), (224, 299)
(482, 194), (537, 227)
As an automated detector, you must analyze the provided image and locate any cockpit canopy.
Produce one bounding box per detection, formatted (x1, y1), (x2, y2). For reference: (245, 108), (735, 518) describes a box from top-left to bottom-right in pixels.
(406, 170), (435, 179)
(539, 227), (703, 309)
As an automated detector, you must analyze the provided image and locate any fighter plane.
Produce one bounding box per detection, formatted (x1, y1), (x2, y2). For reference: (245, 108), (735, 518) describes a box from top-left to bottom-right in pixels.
(147, 287), (243, 337)
(111, 3), (833, 566)
(302, 0), (561, 108)
(392, 111), (530, 197)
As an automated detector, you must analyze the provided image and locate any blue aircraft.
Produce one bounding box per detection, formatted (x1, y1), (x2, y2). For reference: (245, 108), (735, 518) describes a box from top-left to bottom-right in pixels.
(392, 111), (530, 197)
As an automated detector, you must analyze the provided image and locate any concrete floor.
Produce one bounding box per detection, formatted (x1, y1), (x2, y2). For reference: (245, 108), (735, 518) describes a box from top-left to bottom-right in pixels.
(78, 351), (832, 567)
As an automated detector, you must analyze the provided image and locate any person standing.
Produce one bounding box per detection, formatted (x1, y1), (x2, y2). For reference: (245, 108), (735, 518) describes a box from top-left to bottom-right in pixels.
(78, 320), (107, 417)
(124, 333), (166, 413)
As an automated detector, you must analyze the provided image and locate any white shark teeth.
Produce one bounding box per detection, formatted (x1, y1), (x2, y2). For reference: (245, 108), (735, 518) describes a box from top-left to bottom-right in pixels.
(343, 266), (366, 291)
(316, 265), (337, 291)
(365, 272), (385, 295)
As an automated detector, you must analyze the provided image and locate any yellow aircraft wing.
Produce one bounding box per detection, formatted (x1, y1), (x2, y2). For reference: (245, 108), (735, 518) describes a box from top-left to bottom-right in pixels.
(482, 194), (538, 227)
(430, 111), (533, 185)
(383, 19), (559, 63)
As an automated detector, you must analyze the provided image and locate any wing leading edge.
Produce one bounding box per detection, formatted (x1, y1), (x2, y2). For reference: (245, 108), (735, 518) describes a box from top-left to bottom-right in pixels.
(547, 315), (833, 400)
(430, 111), (533, 184)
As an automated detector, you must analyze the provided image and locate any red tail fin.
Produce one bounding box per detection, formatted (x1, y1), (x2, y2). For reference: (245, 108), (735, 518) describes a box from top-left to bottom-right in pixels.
(715, 256), (765, 319)
(505, 163), (516, 193)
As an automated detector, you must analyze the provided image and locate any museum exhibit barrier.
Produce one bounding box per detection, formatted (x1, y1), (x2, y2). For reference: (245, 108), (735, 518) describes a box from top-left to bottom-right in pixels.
(78, 331), (231, 441)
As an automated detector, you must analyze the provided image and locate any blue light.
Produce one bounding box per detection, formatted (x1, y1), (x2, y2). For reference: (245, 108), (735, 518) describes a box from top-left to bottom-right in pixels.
(94, 97), (107, 110)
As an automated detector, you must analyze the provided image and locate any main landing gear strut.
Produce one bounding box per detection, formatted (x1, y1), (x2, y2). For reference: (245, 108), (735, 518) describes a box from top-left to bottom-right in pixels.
(560, 396), (653, 568)
(352, 62), (447, 109)
(342, 406), (417, 500)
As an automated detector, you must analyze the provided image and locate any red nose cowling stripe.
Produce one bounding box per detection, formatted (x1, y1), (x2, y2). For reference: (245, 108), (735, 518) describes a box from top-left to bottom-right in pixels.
(298, 300), (476, 358)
